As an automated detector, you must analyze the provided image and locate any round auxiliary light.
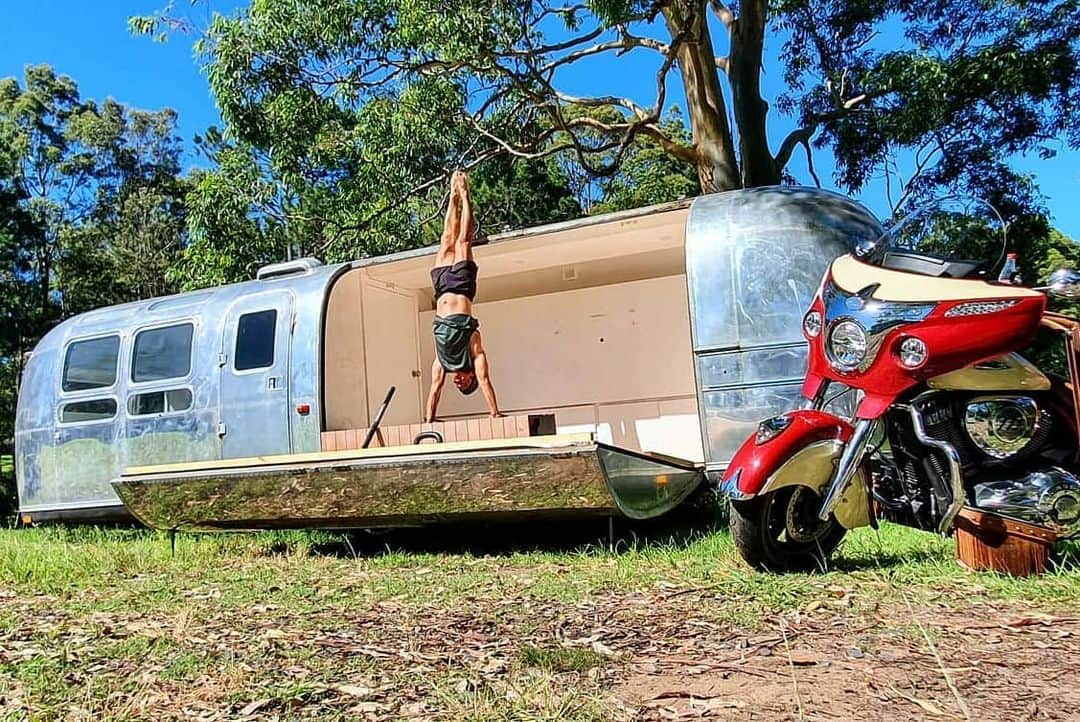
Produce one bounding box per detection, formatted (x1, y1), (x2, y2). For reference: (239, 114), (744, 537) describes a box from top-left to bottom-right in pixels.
(828, 320), (868, 371)
(898, 337), (928, 369)
(803, 310), (822, 338)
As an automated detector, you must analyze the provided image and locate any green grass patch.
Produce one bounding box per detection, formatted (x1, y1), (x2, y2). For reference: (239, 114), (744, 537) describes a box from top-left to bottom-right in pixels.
(1, 455), (12, 475)
(520, 645), (609, 673)
(1, 523), (1077, 620)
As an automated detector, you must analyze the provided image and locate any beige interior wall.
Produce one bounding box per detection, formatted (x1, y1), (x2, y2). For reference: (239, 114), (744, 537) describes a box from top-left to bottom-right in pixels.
(322, 269), (369, 431)
(418, 274), (703, 462)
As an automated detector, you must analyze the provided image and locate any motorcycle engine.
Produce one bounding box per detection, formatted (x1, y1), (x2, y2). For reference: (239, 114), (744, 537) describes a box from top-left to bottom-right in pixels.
(974, 469), (1080, 536)
(962, 396), (1050, 461)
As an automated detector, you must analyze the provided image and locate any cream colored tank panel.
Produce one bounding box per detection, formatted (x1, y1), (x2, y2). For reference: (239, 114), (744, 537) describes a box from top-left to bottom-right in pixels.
(831, 255), (1042, 302)
(928, 353), (1051, 391)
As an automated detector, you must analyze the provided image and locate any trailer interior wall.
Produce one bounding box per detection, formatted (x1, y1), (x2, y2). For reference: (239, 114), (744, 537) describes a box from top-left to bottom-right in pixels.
(322, 271), (426, 430)
(323, 204), (702, 462)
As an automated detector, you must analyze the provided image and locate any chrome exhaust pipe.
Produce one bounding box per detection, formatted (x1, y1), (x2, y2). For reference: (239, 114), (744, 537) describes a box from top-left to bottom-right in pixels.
(908, 398), (965, 534)
(818, 418), (878, 522)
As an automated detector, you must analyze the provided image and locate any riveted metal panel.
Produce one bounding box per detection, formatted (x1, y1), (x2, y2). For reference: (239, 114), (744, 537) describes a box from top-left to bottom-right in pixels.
(685, 187), (882, 470)
(15, 262), (347, 518)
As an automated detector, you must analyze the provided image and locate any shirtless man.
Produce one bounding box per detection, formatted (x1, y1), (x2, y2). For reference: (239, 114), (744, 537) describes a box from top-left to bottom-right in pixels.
(425, 171), (500, 422)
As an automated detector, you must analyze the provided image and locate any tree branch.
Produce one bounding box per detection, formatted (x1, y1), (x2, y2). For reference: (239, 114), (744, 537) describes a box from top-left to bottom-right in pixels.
(801, 137), (821, 187)
(773, 93), (876, 172)
(708, 0), (735, 28)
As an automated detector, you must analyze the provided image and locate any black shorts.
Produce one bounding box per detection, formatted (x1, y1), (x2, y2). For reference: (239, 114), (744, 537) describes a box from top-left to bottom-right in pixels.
(433, 314), (479, 372)
(431, 260), (478, 301)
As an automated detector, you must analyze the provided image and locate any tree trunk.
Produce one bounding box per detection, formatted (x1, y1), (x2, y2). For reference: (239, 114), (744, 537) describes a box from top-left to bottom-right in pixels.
(667, 3), (740, 193)
(728, 0), (780, 187)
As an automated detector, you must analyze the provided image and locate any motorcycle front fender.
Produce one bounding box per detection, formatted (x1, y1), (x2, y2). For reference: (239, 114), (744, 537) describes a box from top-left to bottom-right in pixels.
(720, 410), (871, 530)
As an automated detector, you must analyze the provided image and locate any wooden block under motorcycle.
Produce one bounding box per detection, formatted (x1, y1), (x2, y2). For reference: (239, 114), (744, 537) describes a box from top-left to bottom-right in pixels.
(954, 507), (1060, 576)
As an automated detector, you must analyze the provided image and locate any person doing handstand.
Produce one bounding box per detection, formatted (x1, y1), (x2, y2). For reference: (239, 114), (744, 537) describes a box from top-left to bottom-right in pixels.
(425, 170), (500, 422)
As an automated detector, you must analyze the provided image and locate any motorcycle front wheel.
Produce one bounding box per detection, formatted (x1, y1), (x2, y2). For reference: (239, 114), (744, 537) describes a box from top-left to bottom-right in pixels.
(730, 486), (846, 572)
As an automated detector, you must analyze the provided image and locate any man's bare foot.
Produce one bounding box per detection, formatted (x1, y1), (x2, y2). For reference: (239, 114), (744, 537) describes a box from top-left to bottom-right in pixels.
(490, 412), (505, 418)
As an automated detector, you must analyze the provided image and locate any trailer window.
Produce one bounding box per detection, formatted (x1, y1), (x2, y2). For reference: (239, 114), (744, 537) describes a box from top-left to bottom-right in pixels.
(62, 336), (120, 392)
(234, 310), (277, 371)
(132, 323), (194, 382)
(128, 388), (193, 416)
(60, 398), (117, 423)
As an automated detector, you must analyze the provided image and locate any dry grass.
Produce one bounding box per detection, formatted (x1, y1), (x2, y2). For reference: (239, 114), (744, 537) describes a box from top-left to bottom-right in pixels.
(1, 520), (1078, 720)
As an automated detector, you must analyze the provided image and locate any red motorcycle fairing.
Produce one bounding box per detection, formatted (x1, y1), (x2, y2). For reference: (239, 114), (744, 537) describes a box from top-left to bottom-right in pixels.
(722, 410), (854, 496)
(803, 257), (1047, 419)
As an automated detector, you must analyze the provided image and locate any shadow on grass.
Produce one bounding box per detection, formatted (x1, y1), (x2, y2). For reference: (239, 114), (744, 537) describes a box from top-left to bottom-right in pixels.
(829, 546), (949, 572)
(302, 485), (730, 559)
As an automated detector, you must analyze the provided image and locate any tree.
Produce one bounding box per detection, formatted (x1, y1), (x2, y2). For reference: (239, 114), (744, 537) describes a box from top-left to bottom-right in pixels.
(0, 66), (188, 317)
(0, 66), (189, 515)
(135, 0), (1078, 215)
(590, 109), (701, 214)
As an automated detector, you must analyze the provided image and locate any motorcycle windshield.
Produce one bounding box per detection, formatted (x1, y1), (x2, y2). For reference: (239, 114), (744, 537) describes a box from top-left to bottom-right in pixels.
(853, 198), (1007, 280)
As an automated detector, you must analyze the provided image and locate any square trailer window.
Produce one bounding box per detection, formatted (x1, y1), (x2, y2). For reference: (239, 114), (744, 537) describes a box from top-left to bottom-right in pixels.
(60, 398), (118, 423)
(132, 323), (194, 382)
(62, 336), (120, 392)
(235, 310), (277, 371)
(128, 388), (194, 416)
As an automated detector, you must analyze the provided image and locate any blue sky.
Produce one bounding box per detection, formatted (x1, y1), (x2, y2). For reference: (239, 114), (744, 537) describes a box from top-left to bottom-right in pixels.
(2, 1), (1077, 239)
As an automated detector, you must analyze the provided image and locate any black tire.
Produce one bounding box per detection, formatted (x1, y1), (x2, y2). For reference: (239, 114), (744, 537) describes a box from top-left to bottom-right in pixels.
(730, 486), (846, 572)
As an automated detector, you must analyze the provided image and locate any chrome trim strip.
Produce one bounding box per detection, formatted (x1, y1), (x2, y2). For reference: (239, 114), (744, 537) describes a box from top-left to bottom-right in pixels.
(909, 396), (965, 534)
(19, 500), (128, 513)
(718, 469), (754, 501)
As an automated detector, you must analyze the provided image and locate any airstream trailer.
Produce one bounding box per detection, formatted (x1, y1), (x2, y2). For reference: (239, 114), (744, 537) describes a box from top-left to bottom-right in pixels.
(14, 187), (882, 530)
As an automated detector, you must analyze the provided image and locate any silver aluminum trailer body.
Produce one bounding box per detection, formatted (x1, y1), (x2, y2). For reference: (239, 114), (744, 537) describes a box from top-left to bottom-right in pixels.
(14, 186), (881, 525)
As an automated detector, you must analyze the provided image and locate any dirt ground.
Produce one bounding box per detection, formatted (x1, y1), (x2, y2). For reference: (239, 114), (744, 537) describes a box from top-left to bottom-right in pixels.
(3, 580), (1078, 721)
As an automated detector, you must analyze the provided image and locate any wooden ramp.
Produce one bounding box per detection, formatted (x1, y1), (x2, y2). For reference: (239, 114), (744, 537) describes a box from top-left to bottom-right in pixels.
(321, 413), (556, 451)
(113, 434), (704, 532)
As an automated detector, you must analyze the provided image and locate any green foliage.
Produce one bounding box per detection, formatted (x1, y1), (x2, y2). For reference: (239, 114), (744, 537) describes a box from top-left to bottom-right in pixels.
(778, 0), (1079, 204)
(0, 65), (188, 513)
(590, 111), (701, 214)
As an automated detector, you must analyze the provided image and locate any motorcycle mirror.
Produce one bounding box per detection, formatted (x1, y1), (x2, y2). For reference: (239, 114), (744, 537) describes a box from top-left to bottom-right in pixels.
(1046, 268), (1080, 299)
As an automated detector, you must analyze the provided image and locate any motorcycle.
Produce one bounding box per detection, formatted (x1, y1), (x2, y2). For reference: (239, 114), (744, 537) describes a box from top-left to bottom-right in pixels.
(721, 197), (1080, 571)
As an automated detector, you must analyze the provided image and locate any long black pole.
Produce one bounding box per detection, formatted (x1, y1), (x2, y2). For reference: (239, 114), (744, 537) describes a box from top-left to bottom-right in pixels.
(361, 386), (396, 449)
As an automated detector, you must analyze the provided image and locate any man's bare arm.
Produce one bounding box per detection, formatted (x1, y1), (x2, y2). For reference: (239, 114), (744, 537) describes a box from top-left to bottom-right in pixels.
(425, 359), (446, 422)
(471, 333), (500, 417)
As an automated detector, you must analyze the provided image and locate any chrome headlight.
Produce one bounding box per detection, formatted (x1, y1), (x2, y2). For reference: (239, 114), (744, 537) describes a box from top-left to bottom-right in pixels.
(827, 320), (867, 371)
(898, 337), (928, 369)
(803, 310), (822, 338)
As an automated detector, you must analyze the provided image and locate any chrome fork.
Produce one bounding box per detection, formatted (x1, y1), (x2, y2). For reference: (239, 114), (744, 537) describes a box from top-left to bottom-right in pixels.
(818, 418), (879, 522)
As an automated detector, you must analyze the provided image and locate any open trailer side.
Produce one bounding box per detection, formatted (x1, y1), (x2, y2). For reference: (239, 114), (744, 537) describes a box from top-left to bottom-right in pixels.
(17, 186), (882, 529)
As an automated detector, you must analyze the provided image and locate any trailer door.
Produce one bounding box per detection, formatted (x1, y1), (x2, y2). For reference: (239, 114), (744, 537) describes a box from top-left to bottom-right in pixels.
(362, 282), (422, 426)
(220, 292), (294, 458)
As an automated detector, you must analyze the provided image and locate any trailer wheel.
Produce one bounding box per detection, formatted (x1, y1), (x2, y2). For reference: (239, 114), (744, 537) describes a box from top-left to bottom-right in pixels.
(730, 486), (845, 573)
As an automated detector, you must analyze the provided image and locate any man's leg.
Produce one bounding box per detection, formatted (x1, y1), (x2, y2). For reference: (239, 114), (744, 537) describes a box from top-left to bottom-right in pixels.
(453, 173), (475, 264)
(435, 175), (462, 268)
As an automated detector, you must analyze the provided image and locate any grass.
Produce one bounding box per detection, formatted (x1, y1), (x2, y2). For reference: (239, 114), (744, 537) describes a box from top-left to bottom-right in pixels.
(0, 520), (1078, 720)
(519, 645), (609, 673)
(0, 455), (11, 476)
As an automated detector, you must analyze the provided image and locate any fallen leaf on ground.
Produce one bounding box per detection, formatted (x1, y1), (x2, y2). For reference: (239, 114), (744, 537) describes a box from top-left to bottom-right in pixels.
(238, 699), (271, 716)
